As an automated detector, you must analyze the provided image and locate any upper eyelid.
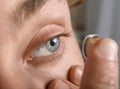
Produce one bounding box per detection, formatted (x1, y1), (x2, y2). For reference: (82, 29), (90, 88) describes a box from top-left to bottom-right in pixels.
(27, 38), (65, 65)
(24, 26), (65, 58)
(31, 37), (61, 58)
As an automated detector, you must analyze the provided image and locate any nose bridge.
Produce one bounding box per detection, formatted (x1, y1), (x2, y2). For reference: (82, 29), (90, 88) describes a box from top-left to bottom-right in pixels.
(0, 50), (17, 88)
(0, 46), (34, 89)
(0, 62), (15, 89)
(0, 47), (24, 89)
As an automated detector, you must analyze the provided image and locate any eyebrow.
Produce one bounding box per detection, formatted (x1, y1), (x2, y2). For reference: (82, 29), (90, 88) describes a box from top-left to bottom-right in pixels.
(11, 0), (47, 27)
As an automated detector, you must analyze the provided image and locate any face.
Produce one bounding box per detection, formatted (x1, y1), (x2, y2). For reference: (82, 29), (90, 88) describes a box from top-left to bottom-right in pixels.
(0, 0), (84, 89)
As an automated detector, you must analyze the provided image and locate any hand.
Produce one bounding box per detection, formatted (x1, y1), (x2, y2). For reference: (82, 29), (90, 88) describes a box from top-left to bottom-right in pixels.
(48, 38), (119, 89)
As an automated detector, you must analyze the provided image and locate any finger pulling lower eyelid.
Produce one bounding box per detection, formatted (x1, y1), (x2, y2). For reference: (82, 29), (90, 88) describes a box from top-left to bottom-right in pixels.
(82, 34), (101, 60)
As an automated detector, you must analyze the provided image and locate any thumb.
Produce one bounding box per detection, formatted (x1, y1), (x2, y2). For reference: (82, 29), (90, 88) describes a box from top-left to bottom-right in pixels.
(81, 38), (119, 89)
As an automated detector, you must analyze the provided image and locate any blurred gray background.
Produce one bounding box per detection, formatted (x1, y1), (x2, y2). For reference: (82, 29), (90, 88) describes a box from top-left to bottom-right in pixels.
(71, 0), (120, 87)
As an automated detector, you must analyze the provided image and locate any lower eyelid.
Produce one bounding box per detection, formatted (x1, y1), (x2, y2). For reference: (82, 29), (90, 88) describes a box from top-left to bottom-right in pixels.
(24, 24), (65, 58)
(27, 37), (65, 64)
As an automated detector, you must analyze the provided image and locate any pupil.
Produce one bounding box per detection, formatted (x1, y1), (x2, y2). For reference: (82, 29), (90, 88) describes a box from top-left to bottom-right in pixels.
(50, 38), (57, 46)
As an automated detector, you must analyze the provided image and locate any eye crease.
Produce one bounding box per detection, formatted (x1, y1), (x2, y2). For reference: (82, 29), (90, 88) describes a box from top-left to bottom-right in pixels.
(31, 37), (60, 58)
(25, 25), (71, 63)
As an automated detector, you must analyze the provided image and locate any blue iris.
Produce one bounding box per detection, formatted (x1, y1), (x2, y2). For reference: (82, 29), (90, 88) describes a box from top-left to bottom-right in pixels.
(45, 37), (60, 52)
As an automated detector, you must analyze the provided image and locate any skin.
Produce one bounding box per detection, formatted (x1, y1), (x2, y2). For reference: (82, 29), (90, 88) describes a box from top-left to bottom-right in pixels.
(0, 0), (83, 89)
(0, 0), (118, 89)
(48, 38), (119, 89)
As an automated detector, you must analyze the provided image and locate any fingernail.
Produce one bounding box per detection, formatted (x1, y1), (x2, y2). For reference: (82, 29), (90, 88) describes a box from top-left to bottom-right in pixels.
(97, 38), (118, 61)
(54, 80), (69, 89)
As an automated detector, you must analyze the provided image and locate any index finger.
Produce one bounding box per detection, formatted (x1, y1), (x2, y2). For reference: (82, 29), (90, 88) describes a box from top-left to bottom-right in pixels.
(81, 38), (119, 89)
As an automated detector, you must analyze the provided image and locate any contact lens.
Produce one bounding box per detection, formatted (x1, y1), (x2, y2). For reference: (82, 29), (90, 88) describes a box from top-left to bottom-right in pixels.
(82, 34), (101, 60)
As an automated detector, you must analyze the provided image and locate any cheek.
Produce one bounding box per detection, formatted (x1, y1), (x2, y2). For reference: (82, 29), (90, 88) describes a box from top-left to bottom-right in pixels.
(48, 32), (84, 80)
(63, 32), (84, 65)
(30, 33), (83, 86)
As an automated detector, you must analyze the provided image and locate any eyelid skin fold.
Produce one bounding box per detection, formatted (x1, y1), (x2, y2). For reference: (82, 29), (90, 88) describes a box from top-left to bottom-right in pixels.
(24, 24), (70, 62)
(24, 24), (64, 56)
(28, 37), (65, 66)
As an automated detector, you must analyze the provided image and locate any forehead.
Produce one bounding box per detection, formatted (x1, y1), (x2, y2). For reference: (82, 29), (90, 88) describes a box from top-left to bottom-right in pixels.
(0, 0), (22, 19)
(0, 0), (45, 12)
(0, 0), (47, 27)
(0, 0), (21, 10)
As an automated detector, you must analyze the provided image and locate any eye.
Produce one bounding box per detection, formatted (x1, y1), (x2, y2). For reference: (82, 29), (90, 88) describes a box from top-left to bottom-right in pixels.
(46, 37), (60, 52)
(31, 37), (60, 58)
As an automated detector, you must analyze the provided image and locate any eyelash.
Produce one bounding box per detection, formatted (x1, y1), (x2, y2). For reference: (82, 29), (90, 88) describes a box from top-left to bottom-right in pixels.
(28, 39), (64, 65)
(25, 30), (71, 65)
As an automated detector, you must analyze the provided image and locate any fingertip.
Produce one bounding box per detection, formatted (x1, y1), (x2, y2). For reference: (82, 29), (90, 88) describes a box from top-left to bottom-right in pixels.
(90, 38), (118, 61)
(81, 38), (119, 89)
(48, 80), (69, 89)
(69, 65), (83, 86)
